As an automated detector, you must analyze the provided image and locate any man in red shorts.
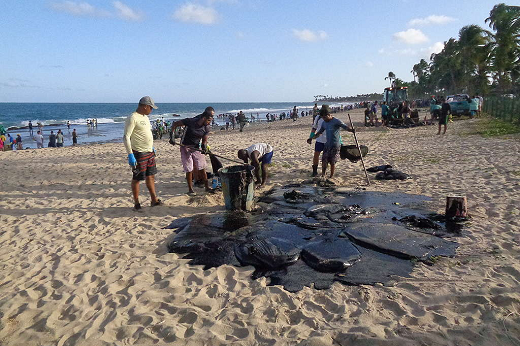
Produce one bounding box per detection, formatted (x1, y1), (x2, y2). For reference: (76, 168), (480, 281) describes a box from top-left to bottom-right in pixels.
(123, 96), (162, 210)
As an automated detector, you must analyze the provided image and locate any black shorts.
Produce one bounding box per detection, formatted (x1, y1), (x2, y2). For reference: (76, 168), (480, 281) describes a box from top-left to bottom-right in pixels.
(132, 151), (157, 181)
(439, 115), (448, 125)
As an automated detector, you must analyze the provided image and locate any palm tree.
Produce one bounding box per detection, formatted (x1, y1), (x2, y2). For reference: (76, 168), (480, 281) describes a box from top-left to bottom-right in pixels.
(385, 72), (396, 87)
(458, 25), (492, 94)
(485, 4), (520, 93)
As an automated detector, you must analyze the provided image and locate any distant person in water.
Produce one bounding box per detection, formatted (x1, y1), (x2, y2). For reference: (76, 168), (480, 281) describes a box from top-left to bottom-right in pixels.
(16, 134), (23, 150)
(48, 131), (56, 147)
(35, 131), (44, 149)
(308, 105), (355, 179)
(123, 96), (162, 210)
(238, 143), (273, 188)
(56, 129), (64, 147)
(28, 121), (33, 136)
(72, 129), (78, 146)
(67, 121), (71, 130)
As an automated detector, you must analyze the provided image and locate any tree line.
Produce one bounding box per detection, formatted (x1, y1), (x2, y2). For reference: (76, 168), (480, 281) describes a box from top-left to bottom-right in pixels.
(404, 3), (519, 98)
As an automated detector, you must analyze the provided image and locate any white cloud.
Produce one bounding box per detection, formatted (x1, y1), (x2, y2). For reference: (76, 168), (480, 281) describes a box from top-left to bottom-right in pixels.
(50, 1), (110, 17)
(173, 3), (219, 25)
(393, 28), (428, 45)
(207, 0), (239, 4)
(365, 61), (374, 67)
(408, 15), (456, 27)
(292, 29), (328, 42)
(113, 1), (143, 21)
(420, 41), (444, 57)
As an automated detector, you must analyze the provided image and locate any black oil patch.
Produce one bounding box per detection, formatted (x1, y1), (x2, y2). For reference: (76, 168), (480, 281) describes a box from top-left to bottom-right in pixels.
(166, 182), (464, 292)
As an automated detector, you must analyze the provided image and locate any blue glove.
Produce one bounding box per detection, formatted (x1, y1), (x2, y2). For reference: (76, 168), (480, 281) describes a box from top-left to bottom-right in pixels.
(128, 153), (137, 167)
(152, 147), (156, 154)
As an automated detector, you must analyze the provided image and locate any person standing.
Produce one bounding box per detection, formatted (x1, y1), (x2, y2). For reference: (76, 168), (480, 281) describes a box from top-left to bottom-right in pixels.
(312, 103), (319, 121)
(237, 111), (247, 132)
(237, 143), (274, 188)
(308, 105), (355, 179)
(307, 112), (327, 177)
(48, 131), (57, 147)
(292, 106), (298, 121)
(35, 131), (44, 148)
(123, 96), (162, 210)
(28, 121), (33, 137)
(16, 134), (23, 150)
(438, 97), (451, 135)
(56, 129), (64, 147)
(67, 121), (71, 131)
(170, 108), (214, 195)
(72, 129), (78, 146)
(381, 101), (389, 126)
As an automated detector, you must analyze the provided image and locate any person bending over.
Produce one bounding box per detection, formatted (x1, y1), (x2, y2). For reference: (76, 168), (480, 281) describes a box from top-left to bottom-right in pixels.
(238, 143), (273, 188)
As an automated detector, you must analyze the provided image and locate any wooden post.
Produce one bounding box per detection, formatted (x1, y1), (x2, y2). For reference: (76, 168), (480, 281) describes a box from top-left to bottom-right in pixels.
(445, 196), (468, 218)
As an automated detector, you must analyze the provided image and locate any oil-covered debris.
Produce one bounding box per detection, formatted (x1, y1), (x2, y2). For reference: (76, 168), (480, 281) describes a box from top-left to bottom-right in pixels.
(166, 181), (462, 292)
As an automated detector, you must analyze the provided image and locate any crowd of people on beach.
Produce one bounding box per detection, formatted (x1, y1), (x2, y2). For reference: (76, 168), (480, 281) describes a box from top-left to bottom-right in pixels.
(0, 123), (80, 151)
(357, 95), (483, 134)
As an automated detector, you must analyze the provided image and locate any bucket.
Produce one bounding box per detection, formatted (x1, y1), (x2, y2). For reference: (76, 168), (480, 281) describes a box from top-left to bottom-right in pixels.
(218, 165), (255, 211)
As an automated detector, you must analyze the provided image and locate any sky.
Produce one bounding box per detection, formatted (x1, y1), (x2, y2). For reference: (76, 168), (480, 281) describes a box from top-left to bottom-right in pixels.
(0, 0), (503, 103)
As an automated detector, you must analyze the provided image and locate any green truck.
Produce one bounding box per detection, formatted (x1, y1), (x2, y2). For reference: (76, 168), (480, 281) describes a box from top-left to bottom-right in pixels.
(447, 94), (471, 116)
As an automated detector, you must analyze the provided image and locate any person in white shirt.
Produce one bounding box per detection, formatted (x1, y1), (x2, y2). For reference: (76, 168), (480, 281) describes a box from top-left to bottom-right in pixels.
(307, 113), (327, 177)
(237, 143), (274, 188)
(35, 131), (44, 149)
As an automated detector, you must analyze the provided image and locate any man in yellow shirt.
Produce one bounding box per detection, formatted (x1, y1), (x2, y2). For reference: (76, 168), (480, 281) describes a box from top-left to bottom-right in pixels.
(123, 96), (162, 210)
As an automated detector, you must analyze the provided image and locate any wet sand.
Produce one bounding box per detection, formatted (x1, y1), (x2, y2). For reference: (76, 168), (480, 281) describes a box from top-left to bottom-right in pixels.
(1, 109), (519, 345)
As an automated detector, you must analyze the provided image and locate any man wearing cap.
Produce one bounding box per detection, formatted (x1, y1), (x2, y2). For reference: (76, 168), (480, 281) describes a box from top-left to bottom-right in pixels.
(123, 96), (162, 210)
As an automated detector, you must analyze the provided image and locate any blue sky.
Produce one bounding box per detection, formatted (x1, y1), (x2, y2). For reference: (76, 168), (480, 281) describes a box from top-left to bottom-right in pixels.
(0, 0), (503, 102)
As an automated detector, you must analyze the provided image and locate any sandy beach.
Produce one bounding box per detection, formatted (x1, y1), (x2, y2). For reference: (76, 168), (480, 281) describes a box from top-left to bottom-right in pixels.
(1, 109), (519, 345)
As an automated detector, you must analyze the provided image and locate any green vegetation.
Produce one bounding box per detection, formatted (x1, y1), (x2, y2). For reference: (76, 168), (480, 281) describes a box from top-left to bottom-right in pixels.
(405, 4), (520, 98)
(471, 115), (520, 137)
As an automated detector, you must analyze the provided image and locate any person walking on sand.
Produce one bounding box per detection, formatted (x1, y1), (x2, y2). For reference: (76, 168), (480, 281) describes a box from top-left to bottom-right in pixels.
(123, 96), (162, 210)
(307, 111), (327, 177)
(237, 111), (247, 132)
(308, 105), (355, 179)
(437, 97), (451, 135)
(170, 107), (215, 195)
(237, 143), (274, 188)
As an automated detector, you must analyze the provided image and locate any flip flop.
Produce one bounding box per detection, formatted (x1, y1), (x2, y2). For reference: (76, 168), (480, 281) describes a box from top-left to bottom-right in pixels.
(187, 191), (197, 196)
(133, 203), (142, 211)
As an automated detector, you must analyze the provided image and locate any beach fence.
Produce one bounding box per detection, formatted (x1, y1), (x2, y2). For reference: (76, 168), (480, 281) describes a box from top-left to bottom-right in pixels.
(483, 96), (520, 124)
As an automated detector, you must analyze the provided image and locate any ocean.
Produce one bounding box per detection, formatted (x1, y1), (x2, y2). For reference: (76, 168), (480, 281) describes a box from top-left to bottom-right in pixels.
(0, 102), (345, 149)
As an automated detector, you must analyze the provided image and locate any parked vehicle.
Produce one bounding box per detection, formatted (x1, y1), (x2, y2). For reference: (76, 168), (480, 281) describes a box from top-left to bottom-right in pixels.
(447, 94), (471, 116)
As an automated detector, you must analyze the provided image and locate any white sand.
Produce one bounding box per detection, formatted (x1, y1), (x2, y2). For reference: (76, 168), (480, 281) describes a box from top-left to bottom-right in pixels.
(1, 109), (519, 345)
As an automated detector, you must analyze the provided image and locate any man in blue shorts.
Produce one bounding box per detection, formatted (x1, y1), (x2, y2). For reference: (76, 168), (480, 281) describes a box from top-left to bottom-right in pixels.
(307, 109), (327, 177)
(238, 143), (273, 188)
(308, 105), (354, 179)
